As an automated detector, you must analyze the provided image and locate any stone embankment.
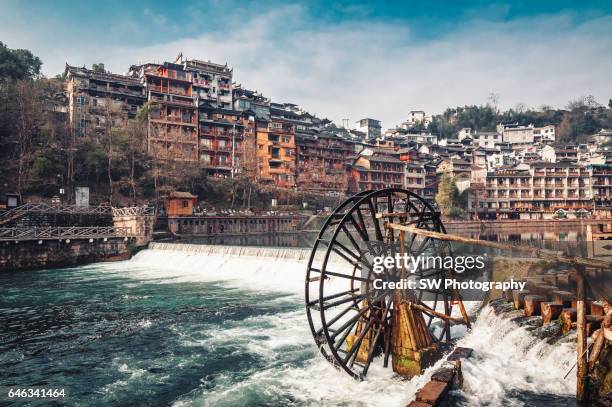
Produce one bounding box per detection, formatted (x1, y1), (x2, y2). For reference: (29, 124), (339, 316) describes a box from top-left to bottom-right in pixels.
(0, 237), (135, 272)
(0, 205), (154, 272)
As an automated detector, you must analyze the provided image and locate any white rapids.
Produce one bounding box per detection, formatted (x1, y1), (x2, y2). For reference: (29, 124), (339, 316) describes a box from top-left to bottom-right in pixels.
(98, 244), (577, 406)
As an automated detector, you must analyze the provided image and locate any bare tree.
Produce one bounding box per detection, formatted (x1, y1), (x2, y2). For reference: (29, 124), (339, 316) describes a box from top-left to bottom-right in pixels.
(487, 92), (500, 114)
(125, 103), (150, 204)
(100, 96), (124, 205)
(514, 102), (528, 114)
(13, 81), (44, 199)
(565, 95), (601, 111)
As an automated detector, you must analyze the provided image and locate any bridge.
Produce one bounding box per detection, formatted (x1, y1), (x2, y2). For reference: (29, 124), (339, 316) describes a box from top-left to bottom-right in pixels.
(0, 226), (132, 242)
(0, 203), (113, 226)
(0, 204), (156, 244)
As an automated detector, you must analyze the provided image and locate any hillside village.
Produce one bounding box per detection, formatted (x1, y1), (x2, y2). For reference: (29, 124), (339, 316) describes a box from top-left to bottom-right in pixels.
(1, 50), (611, 219)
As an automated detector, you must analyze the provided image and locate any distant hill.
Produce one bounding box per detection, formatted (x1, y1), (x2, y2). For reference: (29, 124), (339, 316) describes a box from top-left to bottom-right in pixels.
(428, 98), (612, 143)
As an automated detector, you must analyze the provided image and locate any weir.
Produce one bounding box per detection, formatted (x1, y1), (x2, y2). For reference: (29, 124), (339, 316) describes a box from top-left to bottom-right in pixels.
(149, 242), (312, 260)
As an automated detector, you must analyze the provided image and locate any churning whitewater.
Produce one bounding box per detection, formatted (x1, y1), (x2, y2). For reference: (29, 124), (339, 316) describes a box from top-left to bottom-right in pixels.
(0, 245), (576, 406)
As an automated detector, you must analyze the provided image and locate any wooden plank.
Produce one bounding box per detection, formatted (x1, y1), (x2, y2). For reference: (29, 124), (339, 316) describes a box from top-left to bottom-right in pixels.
(576, 268), (587, 403)
(541, 302), (564, 324)
(524, 295), (546, 317)
(412, 302), (466, 325)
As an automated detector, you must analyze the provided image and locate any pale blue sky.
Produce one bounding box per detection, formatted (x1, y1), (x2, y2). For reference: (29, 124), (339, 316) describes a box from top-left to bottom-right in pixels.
(2, 1), (611, 126)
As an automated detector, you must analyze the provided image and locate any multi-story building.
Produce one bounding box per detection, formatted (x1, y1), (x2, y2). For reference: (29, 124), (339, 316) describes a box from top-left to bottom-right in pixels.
(472, 132), (501, 149)
(391, 131), (438, 145)
(296, 132), (353, 195)
(423, 163), (438, 202)
(590, 164), (612, 216)
(541, 145), (578, 163)
(478, 162), (595, 219)
(466, 164), (487, 218)
(533, 125), (556, 143)
(404, 162), (426, 195)
(129, 62), (198, 162)
(64, 64), (146, 136)
(347, 151), (404, 193)
(233, 85), (270, 119)
(126, 56), (239, 164)
(356, 118), (382, 139)
(497, 123), (534, 149)
(402, 110), (432, 128)
(254, 111), (296, 188)
(184, 58), (233, 109)
(198, 106), (254, 177)
(436, 158), (471, 179)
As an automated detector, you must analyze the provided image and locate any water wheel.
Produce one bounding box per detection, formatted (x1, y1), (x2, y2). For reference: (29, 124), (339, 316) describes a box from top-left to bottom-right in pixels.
(305, 188), (470, 380)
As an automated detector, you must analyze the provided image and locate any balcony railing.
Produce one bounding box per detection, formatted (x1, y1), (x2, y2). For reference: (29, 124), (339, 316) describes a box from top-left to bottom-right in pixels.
(148, 85), (191, 97)
(0, 226), (133, 242)
(193, 79), (210, 87)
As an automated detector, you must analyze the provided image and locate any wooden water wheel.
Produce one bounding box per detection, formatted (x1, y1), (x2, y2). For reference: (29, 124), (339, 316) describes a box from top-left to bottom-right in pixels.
(305, 188), (470, 380)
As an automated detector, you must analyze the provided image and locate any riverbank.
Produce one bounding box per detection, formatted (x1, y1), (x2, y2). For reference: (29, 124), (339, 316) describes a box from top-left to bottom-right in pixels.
(0, 237), (137, 272)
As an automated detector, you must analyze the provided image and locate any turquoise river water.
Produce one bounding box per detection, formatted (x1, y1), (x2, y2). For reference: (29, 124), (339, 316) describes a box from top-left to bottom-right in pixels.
(0, 244), (579, 406)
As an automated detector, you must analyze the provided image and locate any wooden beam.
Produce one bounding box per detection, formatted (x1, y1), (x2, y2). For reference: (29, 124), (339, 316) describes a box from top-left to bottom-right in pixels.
(411, 302), (466, 325)
(385, 223), (610, 269)
(576, 267), (587, 403)
(375, 211), (419, 219)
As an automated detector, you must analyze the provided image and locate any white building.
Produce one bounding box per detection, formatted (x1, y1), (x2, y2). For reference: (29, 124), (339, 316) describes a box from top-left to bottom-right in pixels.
(541, 145), (578, 163)
(497, 123), (535, 147)
(457, 128), (473, 141)
(473, 132), (501, 149)
(402, 110), (432, 128)
(356, 118), (382, 139)
(533, 125), (556, 143)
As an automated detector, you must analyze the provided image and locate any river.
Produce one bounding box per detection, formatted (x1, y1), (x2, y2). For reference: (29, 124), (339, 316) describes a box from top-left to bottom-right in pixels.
(0, 243), (579, 406)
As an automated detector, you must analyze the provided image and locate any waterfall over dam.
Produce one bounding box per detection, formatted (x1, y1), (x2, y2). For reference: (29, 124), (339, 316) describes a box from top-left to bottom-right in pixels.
(148, 242), (313, 261)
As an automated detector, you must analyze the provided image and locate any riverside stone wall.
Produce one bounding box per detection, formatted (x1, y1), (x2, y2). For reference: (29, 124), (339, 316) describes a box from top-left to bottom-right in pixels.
(0, 237), (135, 272)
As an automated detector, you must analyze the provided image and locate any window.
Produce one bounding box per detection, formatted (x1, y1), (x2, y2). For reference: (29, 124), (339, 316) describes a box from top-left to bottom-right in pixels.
(182, 200), (189, 208)
(76, 96), (86, 106)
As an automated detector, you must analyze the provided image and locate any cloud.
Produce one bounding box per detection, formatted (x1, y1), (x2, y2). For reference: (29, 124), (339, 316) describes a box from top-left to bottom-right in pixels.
(4, 4), (612, 128)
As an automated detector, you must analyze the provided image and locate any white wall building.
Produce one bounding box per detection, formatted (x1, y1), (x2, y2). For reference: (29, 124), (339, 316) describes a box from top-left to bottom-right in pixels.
(402, 110), (432, 128)
(356, 118), (382, 139)
(457, 128), (473, 141)
(533, 125), (556, 143)
(473, 132), (501, 149)
(497, 123), (534, 145)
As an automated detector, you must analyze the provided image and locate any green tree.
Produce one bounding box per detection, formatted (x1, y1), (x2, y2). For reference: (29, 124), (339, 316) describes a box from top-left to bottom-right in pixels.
(435, 172), (464, 218)
(92, 63), (106, 73)
(435, 173), (458, 210)
(0, 42), (42, 81)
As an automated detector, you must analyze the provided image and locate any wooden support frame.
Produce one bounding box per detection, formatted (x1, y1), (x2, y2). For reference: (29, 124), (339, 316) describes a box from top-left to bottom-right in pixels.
(576, 267), (587, 403)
